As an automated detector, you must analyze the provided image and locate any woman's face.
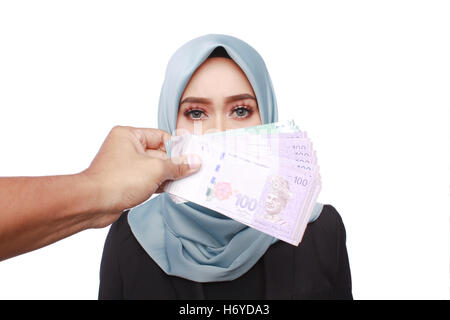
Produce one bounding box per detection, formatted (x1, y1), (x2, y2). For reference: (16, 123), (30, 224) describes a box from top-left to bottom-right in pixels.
(176, 57), (262, 134)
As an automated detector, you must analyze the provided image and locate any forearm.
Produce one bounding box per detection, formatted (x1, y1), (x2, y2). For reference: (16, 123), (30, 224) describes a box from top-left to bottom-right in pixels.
(0, 174), (103, 261)
(0, 126), (197, 262)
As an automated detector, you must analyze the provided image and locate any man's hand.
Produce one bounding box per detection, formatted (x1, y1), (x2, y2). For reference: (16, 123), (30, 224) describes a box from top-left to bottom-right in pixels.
(81, 126), (201, 228)
(0, 126), (201, 261)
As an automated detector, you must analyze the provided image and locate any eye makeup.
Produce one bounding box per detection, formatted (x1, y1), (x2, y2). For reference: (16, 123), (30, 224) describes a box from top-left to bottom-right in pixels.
(228, 104), (255, 119)
(181, 100), (258, 121)
(183, 106), (208, 120)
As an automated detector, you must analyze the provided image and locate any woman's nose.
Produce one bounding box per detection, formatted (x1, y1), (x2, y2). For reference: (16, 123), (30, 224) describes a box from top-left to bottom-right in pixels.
(213, 116), (226, 133)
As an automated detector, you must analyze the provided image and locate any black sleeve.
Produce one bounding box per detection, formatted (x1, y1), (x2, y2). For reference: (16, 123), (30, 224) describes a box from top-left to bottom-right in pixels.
(329, 205), (353, 299)
(98, 211), (129, 300)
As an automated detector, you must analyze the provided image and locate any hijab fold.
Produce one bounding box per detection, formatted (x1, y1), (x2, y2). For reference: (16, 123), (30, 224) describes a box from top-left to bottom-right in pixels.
(128, 34), (323, 282)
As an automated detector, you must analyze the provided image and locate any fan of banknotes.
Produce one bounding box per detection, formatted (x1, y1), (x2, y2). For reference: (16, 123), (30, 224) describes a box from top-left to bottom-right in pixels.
(163, 120), (321, 246)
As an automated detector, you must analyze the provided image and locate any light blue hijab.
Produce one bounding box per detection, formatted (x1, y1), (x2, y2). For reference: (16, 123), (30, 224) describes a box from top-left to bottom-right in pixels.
(128, 34), (324, 282)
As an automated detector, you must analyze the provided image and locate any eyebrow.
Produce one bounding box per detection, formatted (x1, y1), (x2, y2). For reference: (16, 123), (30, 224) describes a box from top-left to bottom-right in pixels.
(180, 93), (256, 105)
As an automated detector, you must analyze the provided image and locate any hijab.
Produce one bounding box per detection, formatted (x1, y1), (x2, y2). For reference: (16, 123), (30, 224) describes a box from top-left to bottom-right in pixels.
(128, 34), (324, 282)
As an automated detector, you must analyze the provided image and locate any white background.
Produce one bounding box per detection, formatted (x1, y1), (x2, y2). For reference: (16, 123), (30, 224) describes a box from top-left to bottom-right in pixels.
(0, 0), (449, 299)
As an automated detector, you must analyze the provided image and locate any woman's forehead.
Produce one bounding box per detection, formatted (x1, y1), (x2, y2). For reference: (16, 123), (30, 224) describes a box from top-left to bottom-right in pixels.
(181, 58), (254, 98)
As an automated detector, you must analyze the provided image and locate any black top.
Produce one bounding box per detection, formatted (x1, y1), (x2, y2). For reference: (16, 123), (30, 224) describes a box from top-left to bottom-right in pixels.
(98, 204), (352, 300)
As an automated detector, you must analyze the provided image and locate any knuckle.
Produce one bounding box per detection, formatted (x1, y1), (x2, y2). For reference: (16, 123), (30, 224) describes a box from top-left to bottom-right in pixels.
(111, 125), (124, 136)
(176, 163), (184, 178)
(111, 125), (132, 134)
(112, 125), (123, 132)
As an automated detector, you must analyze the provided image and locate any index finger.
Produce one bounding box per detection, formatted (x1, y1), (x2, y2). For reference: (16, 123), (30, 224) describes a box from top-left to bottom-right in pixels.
(130, 127), (172, 151)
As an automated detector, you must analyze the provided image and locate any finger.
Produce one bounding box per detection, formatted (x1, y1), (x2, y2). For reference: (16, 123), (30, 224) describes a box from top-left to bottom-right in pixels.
(130, 127), (172, 151)
(145, 149), (168, 160)
(161, 154), (202, 181)
(155, 181), (167, 193)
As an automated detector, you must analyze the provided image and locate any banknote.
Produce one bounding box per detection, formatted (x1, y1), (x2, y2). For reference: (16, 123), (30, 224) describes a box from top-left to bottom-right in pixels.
(169, 130), (317, 170)
(163, 120), (322, 245)
(165, 120), (310, 204)
(165, 120), (299, 158)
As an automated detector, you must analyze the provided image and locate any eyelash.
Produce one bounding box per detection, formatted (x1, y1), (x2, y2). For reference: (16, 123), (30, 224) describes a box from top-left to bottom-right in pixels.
(183, 103), (254, 120)
(230, 105), (254, 119)
(183, 107), (207, 120)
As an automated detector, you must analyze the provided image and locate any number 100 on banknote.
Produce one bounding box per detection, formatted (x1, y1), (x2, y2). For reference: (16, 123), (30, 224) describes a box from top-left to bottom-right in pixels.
(164, 120), (322, 246)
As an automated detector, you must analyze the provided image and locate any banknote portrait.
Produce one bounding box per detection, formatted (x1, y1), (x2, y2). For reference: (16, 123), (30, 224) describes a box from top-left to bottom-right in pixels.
(263, 175), (292, 225)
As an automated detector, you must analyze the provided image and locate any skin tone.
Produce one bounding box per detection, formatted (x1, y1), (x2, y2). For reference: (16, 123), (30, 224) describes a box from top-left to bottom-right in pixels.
(0, 126), (202, 261)
(0, 55), (261, 262)
(176, 57), (262, 134)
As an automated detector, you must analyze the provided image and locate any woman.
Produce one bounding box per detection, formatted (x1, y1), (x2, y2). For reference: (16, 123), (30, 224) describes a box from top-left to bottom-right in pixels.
(99, 34), (352, 299)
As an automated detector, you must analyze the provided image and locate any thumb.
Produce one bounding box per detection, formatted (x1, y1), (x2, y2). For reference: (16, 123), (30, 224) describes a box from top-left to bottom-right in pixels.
(161, 154), (202, 181)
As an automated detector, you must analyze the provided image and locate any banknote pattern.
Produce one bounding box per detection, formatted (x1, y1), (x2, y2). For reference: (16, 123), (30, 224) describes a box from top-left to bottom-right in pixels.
(164, 120), (321, 246)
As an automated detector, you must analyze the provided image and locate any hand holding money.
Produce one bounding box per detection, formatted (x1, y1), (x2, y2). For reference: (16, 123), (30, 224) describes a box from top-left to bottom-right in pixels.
(164, 120), (321, 246)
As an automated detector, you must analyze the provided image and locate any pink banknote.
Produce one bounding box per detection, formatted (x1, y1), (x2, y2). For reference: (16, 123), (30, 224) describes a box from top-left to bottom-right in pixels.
(164, 121), (321, 245)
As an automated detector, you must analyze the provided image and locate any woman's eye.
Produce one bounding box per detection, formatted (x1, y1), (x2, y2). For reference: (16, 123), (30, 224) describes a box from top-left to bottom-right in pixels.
(231, 106), (251, 118)
(186, 109), (207, 120)
(191, 110), (203, 118)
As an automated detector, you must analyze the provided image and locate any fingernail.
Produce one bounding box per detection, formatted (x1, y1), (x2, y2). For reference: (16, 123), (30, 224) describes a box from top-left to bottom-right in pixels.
(187, 154), (202, 170)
